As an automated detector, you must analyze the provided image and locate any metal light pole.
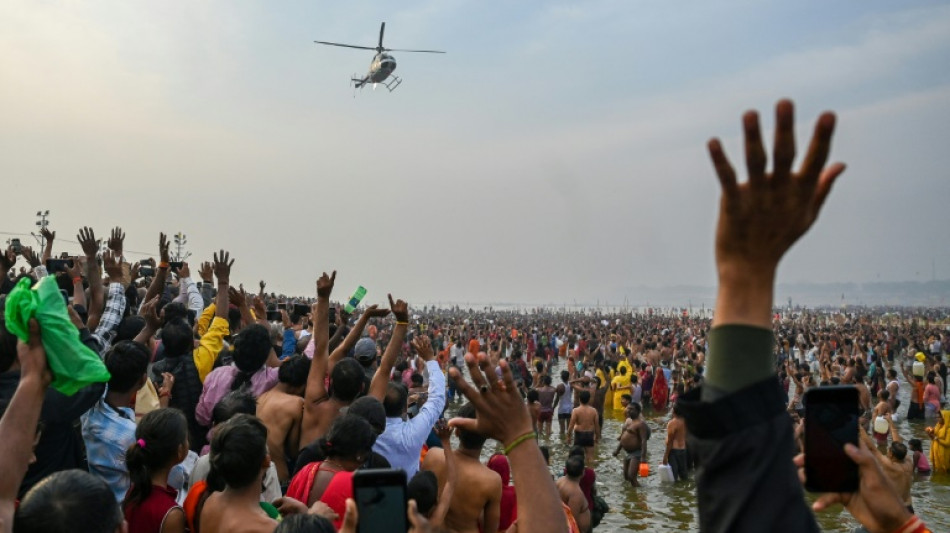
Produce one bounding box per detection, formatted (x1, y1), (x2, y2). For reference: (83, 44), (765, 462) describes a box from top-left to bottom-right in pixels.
(172, 232), (192, 262)
(32, 210), (50, 249)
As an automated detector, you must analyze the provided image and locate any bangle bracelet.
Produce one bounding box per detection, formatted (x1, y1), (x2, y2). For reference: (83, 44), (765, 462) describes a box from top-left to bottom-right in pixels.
(503, 431), (537, 455)
(396, 321), (409, 326)
(72, 276), (82, 285)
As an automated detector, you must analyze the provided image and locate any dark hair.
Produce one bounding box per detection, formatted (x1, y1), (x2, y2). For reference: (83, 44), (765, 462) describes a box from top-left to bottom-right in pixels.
(909, 438), (923, 452)
(568, 446), (585, 459)
(115, 315), (146, 343)
(209, 414), (268, 490)
(578, 390), (591, 404)
(329, 358), (364, 401)
(162, 302), (190, 326)
(456, 402), (487, 450)
(15, 470), (123, 533)
(319, 414), (376, 460)
(543, 375), (552, 386)
(278, 354), (311, 388)
(408, 470), (439, 517)
(274, 514), (336, 533)
(890, 441), (908, 461)
(527, 389), (539, 403)
(628, 402), (642, 416)
(211, 389), (258, 426)
(411, 373), (424, 386)
(560, 370), (570, 382)
(565, 456), (585, 478)
(348, 396), (387, 435)
(104, 340), (150, 393)
(383, 382), (409, 418)
(161, 319), (194, 357)
(231, 324), (273, 392)
(124, 408), (188, 510)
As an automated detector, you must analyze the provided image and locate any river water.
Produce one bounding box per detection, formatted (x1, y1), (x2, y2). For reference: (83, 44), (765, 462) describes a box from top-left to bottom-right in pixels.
(443, 357), (950, 532)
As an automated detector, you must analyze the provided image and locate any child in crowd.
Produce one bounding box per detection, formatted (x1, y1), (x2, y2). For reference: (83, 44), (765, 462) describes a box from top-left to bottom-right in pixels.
(123, 409), (190, 533)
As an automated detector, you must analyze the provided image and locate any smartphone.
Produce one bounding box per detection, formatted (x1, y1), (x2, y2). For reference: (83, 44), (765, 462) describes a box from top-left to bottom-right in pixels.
(277, 303), (288, 310)
(352, 469), (407, 533)
(804, 386), (859, 492)
(46, 258), (74, 273)
(139, 266), (156, 278)
(266, 310), (282, 322)
(10, 238), (21, 254)
(168, 261), (184, 271)
(329, 306), (337, 324)
(293, 303), (310, 317)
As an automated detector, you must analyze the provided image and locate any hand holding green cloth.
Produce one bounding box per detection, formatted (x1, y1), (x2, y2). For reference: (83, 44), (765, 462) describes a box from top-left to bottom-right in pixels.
(4, 276), (110, 395)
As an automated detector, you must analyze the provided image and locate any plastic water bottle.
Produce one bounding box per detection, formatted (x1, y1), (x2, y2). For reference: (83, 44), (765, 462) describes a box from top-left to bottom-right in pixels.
(344, 286), (367, 314)
(913, 361), (925, 378)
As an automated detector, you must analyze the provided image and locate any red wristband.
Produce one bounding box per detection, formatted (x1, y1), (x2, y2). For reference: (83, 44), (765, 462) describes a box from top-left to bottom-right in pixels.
(892, 516), (931, 533)
(72, 276), (82, 285)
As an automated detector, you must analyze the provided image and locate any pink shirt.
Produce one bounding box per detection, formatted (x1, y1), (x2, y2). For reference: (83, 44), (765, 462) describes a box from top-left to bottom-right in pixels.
(923, 383), (941, 409)
(195, 365), (279, 426)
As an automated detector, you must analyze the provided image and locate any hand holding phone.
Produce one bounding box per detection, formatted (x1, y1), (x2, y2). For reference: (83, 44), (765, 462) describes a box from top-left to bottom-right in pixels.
(804, 386), (859, 492)
(352, 469), (407, 533)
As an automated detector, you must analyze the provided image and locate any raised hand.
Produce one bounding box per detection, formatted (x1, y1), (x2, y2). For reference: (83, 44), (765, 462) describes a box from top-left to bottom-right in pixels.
(448, 353), (534, 447)
(102, 250), (123, 281)
(77, 227), (100, 258)
(412, 335), (434, 361)
(108, 227), (125, 256)
(228, 286), (248, 308)
(130, 261), (141, 281)
(66, 256), (84, 280)
(212, 250), (234, 283)
(177, 261), (191, 279)
(708, 99), (845, 277)
(259, 280), (266, 295)
(19, 246), (40, 268)
(252, 296), (267, 320)
(362, 304), (391, 319)
(17, 319), (51, 387)
(0, 247), (16, 272)
(40, 228), (56, 246)
(158, 233), (170, 264)
(316, 271), (336, 299)
(388, 294), (409, 323)
(157, 372), (175, 399)
(140, 296), (162, 331)
(198, 261), (213, 283)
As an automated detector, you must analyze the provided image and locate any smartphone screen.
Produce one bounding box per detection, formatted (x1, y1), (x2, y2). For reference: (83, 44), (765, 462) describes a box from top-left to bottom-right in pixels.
(804, 386), (859, 492)
(45, 258), (73, 274)
(353, 469), (407, 533)
(266, 310), (281, 322)
(168, 261), (184, 271)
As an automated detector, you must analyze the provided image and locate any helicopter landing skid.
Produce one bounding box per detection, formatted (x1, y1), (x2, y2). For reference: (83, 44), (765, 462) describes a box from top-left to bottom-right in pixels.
(382, 76), (401, 92)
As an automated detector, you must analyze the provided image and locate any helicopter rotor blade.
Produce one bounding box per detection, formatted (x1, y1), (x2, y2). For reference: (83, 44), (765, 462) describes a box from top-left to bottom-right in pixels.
(314, 40), (376, 51)
(378, 22), (386, 51)
(384, 48), (446, 54)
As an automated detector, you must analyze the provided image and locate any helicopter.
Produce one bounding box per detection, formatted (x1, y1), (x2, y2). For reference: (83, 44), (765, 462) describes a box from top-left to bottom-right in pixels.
(314, 22), (445, 92)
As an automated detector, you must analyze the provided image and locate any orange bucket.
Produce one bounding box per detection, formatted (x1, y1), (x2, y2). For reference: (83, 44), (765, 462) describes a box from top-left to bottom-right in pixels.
(639, 462), (650, 477)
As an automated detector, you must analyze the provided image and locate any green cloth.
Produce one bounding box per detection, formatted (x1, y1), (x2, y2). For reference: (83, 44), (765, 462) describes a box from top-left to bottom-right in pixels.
(702, 325), (775, 402)
(3, 276), (110, 396)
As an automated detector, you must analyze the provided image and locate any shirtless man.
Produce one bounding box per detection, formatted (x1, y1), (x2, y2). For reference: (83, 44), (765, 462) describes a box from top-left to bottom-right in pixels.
(256, 354), (309, 484)
(554, 370), (574, 437)
(614, 403), (648, 486)
(298, 276), (392, 448)
(864, 415), (914, 513)
(567, 390), (601, 465)
(536, 375), (557, 437)
(421, 402), (501, 533)
(662, 403), (688, 481)
(886, 369), (900, 412)
(557, 456), (591, 533)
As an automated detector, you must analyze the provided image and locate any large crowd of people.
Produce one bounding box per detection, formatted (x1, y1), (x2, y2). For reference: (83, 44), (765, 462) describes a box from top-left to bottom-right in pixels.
(0, 101), (944, 533)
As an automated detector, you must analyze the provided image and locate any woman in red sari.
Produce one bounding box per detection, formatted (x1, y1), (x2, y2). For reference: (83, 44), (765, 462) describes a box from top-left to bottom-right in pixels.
(652, 366), (669, 411)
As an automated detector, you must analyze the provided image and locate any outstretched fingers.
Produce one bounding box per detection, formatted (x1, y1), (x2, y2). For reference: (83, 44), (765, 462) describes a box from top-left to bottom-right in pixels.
(707, 139), (738, 196)
(772, 99), (796, 181)
(743, 111), (767, 186)
(798, 112), (837, 183)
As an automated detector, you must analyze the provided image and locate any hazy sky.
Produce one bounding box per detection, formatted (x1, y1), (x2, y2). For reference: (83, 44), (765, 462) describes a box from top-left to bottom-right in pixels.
(2, 1), (949, 306)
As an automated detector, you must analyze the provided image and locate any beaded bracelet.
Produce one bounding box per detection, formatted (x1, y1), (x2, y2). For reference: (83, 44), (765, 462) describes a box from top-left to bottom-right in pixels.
(503, 431), (537, 455)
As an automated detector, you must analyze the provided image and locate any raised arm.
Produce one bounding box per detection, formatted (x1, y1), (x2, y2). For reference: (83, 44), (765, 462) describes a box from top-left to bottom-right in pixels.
(329, 305), (391, 368)
(429, 420), (456, 527)
(193, 251), (233, 382)
(304, 272), (335, 404)
(141, 233), (171, 311)
(40, 228), (55, 265)
(78, 227), (106, 330)
(0, 320), (51, 533)
(369, 295), (409, 401)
